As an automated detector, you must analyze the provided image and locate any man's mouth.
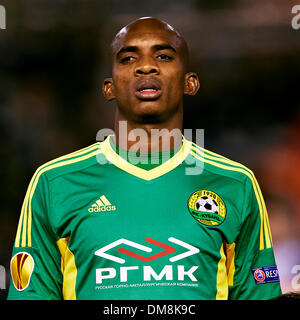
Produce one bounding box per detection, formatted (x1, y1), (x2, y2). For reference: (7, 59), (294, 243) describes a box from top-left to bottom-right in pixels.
(135, 78), (162, 100)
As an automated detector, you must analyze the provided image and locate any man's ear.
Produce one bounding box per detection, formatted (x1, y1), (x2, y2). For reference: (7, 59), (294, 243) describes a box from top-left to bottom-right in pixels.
(184, 72), (200, 96)
(102, 78), (115, 101)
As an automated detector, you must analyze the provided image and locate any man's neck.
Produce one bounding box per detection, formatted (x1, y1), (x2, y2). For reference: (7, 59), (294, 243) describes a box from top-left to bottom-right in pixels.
(113, 111), (183, 153)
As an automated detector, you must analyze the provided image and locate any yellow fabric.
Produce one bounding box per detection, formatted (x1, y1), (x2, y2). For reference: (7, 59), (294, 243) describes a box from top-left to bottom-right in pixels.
(57, 237), (77, 300)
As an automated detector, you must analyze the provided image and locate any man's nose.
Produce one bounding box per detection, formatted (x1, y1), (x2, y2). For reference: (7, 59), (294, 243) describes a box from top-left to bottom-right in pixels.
(134, 58), (159, 76)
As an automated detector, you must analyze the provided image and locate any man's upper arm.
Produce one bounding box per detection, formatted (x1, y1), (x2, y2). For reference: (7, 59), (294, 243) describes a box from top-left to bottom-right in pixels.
(228, 174), (282, 300)
(8, 170), (63, 300)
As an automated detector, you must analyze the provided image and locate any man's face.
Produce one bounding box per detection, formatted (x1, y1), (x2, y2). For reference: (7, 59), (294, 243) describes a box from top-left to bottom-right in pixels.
(104, 19), (197, 123)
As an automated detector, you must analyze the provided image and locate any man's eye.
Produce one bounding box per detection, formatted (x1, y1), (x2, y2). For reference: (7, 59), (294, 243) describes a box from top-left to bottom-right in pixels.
(157, 54), (173, 61)
(120, 56), (135, 63)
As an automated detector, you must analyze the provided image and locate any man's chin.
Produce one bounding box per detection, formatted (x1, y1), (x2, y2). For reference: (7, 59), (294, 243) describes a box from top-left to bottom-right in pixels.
(132, 102), (167, 123)
(131, 110), (163, 124)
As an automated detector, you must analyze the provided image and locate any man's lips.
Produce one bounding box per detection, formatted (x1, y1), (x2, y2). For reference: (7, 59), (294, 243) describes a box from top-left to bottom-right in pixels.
(135, 89), (162, 100)
(135, 78), (162, 100)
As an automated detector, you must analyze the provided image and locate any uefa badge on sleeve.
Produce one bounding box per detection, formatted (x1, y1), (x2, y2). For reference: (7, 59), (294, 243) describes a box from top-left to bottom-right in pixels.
(252, 266), (280, 285)
(187, 190), (226, 226)
(10, 252), (34, 291)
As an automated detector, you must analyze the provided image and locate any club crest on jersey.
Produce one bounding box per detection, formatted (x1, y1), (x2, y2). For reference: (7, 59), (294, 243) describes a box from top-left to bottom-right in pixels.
(187, 190), (226, 226)
(10, 252), (34, 291)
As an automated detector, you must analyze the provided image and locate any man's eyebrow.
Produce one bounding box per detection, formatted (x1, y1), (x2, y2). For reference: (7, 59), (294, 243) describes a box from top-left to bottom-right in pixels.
(116, 43), (177, 58)
(153, 44), (176, 53)
(116, 46), (138, 58)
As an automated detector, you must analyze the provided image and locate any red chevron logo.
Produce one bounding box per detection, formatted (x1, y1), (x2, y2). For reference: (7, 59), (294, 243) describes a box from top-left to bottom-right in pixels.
(94, 237), (200, 264)
(117, 237), (176, 262)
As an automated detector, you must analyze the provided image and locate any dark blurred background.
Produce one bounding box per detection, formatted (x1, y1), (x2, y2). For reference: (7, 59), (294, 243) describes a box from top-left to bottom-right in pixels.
(0, 0), (300, 298)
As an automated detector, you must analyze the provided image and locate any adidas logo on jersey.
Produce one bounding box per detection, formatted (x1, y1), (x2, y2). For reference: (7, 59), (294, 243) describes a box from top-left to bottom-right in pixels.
(88, 195), (116, 213)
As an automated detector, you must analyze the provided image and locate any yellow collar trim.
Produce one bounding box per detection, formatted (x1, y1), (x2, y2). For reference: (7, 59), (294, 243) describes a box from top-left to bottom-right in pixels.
(101, 135), (192, 181)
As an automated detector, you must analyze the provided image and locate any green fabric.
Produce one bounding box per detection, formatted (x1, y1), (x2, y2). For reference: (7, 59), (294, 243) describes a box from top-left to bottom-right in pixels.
(109, 137), (181, 170)
(8, 138), (282, 300)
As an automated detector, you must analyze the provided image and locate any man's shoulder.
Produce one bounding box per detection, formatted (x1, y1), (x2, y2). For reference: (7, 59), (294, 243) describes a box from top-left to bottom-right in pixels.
(34, 142), (103, 183)
(189, 141), (255, 185)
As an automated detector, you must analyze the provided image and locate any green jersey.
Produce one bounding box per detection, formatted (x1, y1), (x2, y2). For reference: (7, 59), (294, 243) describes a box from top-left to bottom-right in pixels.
(8, 135), (281, 300)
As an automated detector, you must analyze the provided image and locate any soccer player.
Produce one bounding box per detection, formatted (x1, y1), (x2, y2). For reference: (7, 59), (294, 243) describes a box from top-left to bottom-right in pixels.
(8, 17), (281, 300)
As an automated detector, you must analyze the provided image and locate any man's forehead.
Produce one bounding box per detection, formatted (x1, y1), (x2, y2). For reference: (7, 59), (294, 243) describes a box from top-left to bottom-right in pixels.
(112, 18), (184, 55)
(116, 32), (181, 52)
